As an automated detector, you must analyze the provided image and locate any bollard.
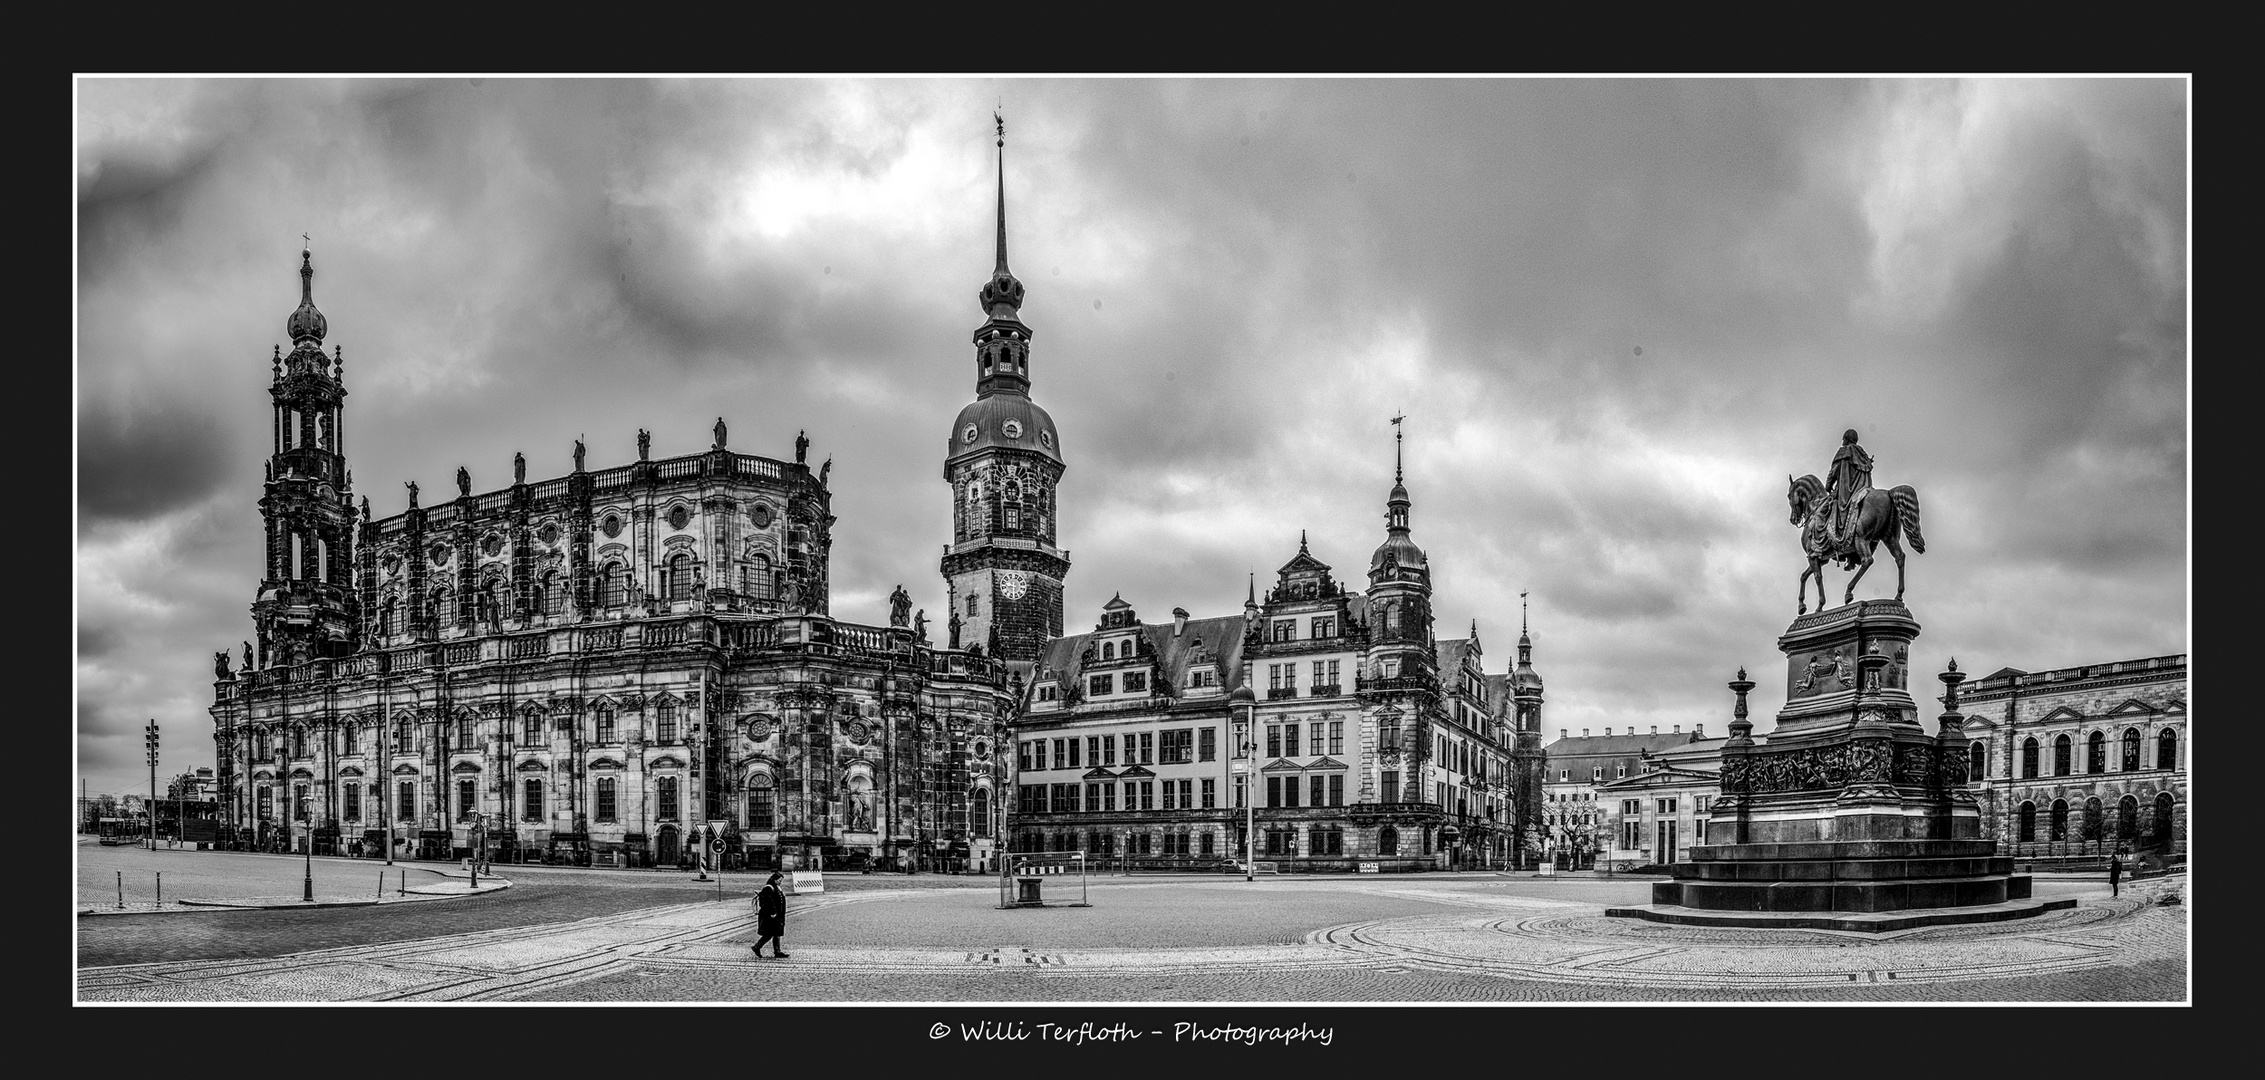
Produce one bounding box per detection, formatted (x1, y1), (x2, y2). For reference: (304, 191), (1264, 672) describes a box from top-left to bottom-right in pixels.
(399, 869), (405, 896)
(156, 871), (162, 906)
(117, 870), (124, 909)
(377, 872), (384, 902)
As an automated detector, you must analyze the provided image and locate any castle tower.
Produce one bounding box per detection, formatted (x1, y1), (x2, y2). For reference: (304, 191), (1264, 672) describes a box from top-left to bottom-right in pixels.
(940, 113), (1068, 668)
(1365, 417), (1434, 682)
(250, 247), (359, 667)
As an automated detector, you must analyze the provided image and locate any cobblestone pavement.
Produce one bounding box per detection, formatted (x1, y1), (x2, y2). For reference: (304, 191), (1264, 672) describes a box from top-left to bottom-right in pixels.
(76, 865), (2186, 1003)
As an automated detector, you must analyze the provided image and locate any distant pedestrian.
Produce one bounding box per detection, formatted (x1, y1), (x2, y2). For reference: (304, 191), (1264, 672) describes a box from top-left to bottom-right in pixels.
(751, 872), (789, 959)
(2109, 853), (2122, 897)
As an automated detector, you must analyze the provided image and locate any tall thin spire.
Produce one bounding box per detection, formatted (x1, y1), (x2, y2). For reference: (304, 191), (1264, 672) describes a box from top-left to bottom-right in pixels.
(1391, 411), (1405, 482)
(994, 109), (1009, 276)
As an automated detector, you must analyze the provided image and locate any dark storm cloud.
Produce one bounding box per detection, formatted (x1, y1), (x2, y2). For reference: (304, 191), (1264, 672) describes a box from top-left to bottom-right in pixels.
(74, 78), (2186, 797)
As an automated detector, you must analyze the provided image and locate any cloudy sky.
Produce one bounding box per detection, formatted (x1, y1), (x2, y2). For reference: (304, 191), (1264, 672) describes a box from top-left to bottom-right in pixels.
(75, 77), (2186, 797)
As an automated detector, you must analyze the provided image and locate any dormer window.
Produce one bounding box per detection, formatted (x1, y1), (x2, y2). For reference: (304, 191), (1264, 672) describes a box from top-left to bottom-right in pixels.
(1272, 620), (1295, 643)
(1102, 641), (1116, 661)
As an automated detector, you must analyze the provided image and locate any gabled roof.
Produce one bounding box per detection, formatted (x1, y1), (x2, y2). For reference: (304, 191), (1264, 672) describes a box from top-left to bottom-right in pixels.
(1436, 637), (1474, 679)
(1035, 610), (1251, 700)
(1543, 733), (1698, 759)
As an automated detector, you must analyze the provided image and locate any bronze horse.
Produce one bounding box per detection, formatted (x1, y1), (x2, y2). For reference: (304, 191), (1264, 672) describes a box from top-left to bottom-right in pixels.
(1787, 473), (1925, 613)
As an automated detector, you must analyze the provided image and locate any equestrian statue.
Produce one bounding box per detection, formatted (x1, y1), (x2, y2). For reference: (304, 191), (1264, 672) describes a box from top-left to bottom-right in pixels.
(1787, 428), (1925, 614)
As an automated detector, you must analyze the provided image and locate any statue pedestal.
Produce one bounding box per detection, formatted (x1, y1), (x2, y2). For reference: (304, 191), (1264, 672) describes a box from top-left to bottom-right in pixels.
(1615, 601), (2069, 930)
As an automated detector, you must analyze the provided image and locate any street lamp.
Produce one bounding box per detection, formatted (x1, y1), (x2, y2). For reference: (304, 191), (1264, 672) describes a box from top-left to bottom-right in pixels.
(145, 720), (160, 851)
(300, 794), (314, 901)
(1230, 684), (1256, 881)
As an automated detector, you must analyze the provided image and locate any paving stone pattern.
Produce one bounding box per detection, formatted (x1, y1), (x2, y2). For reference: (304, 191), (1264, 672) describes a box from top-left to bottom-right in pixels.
(77, 862), (2186, 1003)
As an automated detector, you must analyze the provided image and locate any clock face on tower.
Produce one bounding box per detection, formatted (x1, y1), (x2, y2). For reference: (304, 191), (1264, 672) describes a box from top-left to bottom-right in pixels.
(1002, 418), (1023, 439)
(998, 572), (1030, 600)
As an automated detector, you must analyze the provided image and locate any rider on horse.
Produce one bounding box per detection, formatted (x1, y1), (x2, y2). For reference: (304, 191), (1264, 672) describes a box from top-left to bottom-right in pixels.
(1826, 428), (1873, 559)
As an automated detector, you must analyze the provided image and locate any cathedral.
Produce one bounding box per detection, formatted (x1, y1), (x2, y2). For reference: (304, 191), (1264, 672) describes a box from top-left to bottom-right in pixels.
(206, 131), (1055, 874)
(208, 122), (1552, 876)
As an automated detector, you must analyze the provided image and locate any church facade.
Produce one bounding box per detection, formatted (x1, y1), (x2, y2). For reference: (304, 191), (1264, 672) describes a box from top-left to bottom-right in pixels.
(206, 153), (1044, 873)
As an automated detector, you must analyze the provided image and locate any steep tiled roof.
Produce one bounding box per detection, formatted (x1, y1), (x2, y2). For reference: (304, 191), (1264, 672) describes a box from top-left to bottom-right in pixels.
(1035, 611), (1249, 698)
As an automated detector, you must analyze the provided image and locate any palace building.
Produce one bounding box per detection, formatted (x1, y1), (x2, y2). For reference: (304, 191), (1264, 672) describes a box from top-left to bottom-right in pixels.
(1003, 443), (1551, 872)
(1955, 653), (2186, 861)
(206, 135), (1056, 874)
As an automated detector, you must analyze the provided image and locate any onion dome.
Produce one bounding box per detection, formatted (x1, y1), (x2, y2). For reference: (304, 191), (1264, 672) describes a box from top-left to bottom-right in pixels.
(286, 248), (327, 346)
(1512, 600), (1544, 694)
(1369, 476), (1429, 574)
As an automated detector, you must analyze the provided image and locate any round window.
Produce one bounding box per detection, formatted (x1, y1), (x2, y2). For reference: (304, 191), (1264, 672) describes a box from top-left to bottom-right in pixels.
(667, 505), (691, 531)
(601, 514), (623, 538)
(962, 423), (979, 444)
(428, 543), (451, 566)
(1002, 418), (1023, 439)
(750, 503), (773, 529)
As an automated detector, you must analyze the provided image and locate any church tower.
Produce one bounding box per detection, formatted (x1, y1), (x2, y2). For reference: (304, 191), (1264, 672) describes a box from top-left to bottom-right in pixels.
(941, 113), (1068, 668)
(250, 246), (359, 667)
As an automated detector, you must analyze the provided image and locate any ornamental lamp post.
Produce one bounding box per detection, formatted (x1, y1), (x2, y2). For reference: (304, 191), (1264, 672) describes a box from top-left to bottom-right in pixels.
(1230, 683), (1257, 881)
(144, 720), (160, 850)
(300, 794), (315, 901)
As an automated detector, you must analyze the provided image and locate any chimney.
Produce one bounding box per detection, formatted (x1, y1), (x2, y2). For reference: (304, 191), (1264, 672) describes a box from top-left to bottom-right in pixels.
(1559, 728), (1567, 739)
(1582, 728), (1590, 737)
(1651, 725), (1658, 735)
(1172, 607), (1189, 636)
(1604, 727), (1612, 736)
(1695, 723), (1704, 737)
(1672, 724), (1680, 733)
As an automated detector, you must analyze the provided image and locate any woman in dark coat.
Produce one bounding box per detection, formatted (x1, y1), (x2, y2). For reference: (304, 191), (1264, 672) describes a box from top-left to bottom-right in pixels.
(752, 872), (789, 958)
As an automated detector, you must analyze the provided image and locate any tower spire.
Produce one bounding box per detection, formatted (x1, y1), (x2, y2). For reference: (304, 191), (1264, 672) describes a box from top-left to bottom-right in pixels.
(1392, 411), (1405, 482)
(994, 109), (1009, 276)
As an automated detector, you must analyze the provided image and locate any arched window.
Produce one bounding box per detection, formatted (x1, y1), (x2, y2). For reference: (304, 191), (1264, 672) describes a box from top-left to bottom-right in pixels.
(2021, 738), (2039, 778)
(381, 598), (399, 638)
(540, 570), (565, 617)
(656, 699), (678, 742)
(1102, 641), (1116, 661)
(747, 773), (775, 830)
(601, 563), (627, 608)
(970, 787), (991, 837)
(394, 717), (411, 749)
(432, 586), (455, 627)
(522, 711), (543, 745)
(1004, 481), (1022, 531)
(2053, 734), (2071, 776)
(2018, 801), (2037, 842)
(2087, 731), (2105, 774)
(1968, 741), (1987, 780)
(1379, 825), (1399, 856)
(292, 725), (306, 758)
(2152, 793), (2174, 845)
(521, 778), (543, 821)
(2083, 796), (2102, 841)
(2118, 794), (2139, 841)
(2123, 728), (2141, 772)
(666, 553), (693, 602)
(479, 576), (502, 625)
(2157, 729), (2177, 770)
(2049, 798), (2068, 841)
(742, 555), (774, 601)
(457, 714), (476, 747)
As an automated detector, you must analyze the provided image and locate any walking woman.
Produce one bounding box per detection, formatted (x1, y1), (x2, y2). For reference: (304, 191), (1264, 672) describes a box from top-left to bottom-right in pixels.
(752, 872), (789, 958)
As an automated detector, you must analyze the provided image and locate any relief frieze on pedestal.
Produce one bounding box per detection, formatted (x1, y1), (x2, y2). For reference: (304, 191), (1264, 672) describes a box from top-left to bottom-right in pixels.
(1719, 739), (1956, 796)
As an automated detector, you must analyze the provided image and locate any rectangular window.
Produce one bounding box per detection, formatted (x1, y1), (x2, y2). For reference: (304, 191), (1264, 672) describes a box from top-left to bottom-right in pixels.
(1086, 783), (1100, 811)
(1310, 721), (1325, 755)
(1310, 775), (1326, 807)
(1284, 724), (1300, 757)
(1267, 725), (1282, 757)
(1140, 732), (1154, 765)
(1327, 659), (1341, 690)
(1329, 720), (1344, 755)
(1122, 671), (1147, 693)
(1234, 775), (1247, 809)
(1283, 778), (1300, 808)
(1199, 727), (1217, 761)
(1034, 741), (1048, 771)
(1201, 778), (1216, 809)
(1273, 620), (1295, 643)
(596, 708), (616, 743)
(344, 725), (359, 754)
(1313, 660), (1327, 687)
(1140, 781), (1154, 811)
(397, 782), (414, 821)
(1178, 779), (1192, 809)
(967, 594), (978, 617)
(1087, 736), (1100, 766)
(1658, 797), (1678, 815)
(1067, 737), (1081, 768)
(1103, 783), (1117, 812)
(1201, 831), (1215, 855)
(1123, 781), (1136, 810)
(1269, 664), (1283, 691)
(1383, 771), (1400, 804)
(655, 700), (677, 742)
(455, 778), (474, 821)
(1162, 782), (1176, 811)
(1267, 776), (1281, 808)
(1623, 820), (1643, 851)
(1329, 774), (1344, 806)
(1017, 741), (1032, 772)
(523, 778), (542, 821)
(1104, 735), (1117, 766)
(1055, 783), (1076, 811)
(657, 776), (680, 821)
(1052, 739), (1065, 769)
(343, 783), (361, 822)
(1694, 795), (1711, 815)
(1089, 674), (1114, 697)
